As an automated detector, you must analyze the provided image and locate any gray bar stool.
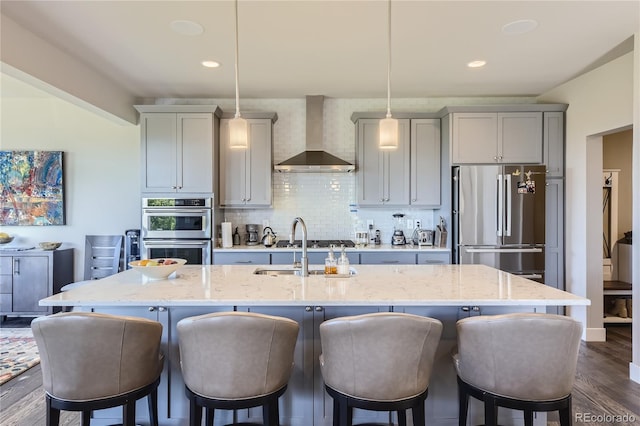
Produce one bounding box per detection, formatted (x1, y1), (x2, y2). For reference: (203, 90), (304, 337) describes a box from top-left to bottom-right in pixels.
(177, 311), (300, 426)
(31, 312), (164, 426)
(319, 312), (443, 426)
(454, 313), (583, 426)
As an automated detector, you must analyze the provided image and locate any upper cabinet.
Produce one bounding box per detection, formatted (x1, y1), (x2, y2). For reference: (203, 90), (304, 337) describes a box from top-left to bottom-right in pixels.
(135, 105), (221, 194)
(543, 111), (565, 178)
(354, 116), (441, 208)
(219, 113), (277, 208)
(356, 118), (410, 206)
(451, 112), (543, 164)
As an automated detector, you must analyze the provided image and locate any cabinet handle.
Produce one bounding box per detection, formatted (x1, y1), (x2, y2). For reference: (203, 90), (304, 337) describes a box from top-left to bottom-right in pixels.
(158, 306), (167, 312)
(412, 198), (417, 202)
(13, 259), (20, 275)
(494, 156), (498, 161)
(235, 260), (253, 264)
(380, 198), (384, 202)
(305, 306), (312, 312)
(171, 186), (177, 189)
(381, 260), (400, 264)
(315, 306), (323, 312)
(148, 307), (156, 312)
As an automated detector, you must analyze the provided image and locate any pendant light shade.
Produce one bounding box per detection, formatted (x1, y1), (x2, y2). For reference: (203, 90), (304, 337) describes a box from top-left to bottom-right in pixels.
(379, 0), (398, 150)
(230, 0), (248, 149)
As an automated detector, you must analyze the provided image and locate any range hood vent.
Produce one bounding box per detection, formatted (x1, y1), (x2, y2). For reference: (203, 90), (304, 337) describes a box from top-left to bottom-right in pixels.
(274, 95), (355, 173)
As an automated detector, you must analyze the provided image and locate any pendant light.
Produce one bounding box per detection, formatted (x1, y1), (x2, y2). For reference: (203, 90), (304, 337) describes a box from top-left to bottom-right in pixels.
(379, 0), (398, 150)
(229, 0), (248, 149)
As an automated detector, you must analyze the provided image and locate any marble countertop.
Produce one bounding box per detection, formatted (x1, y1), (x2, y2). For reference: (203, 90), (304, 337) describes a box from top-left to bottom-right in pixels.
(40, 264), (590, 308)
(214, 244), (450, 252)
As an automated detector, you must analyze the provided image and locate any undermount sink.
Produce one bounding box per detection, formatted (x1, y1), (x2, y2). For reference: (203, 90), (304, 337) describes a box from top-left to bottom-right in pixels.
(253, 268), (357, 276)
(253, 268), (325, 276)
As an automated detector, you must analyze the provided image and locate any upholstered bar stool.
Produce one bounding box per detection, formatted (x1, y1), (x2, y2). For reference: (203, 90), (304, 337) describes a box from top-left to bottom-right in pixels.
(454, 313), (583, 426)
(177, 311), (299, 426)
(319, 312), (443, 426)
(31, 312), (164, 426)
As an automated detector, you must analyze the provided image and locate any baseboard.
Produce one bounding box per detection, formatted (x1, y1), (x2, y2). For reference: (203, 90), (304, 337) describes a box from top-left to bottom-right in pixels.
(630, 362), (640, 384)
(584, 327), (606, 342)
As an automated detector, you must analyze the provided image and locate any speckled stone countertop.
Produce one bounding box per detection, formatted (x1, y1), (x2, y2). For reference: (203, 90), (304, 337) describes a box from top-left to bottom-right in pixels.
(40, 264), (589, 308)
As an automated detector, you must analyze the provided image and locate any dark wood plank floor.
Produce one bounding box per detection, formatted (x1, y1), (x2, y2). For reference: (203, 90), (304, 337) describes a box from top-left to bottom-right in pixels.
(1, 324), (638, 425)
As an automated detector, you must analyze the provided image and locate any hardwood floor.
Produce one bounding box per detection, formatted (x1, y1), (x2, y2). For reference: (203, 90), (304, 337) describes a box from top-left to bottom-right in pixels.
(1, 325), (638, 425)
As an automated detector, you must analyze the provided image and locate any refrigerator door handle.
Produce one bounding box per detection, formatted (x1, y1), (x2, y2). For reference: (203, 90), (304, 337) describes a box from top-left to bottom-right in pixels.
(496, 174), (503, 236)
(514, 273), (544, 280)
(505, 173), (512, 237)
(464, 248), (543, 253)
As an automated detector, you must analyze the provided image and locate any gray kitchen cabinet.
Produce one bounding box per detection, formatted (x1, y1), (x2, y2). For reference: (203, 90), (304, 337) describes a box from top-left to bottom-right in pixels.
(0, 248), (73, 317)
(411, 119), (441, 207)
(271, 251), (359, 266)
(543, 111), (565, 178)
(545, 179), (565, 315)
(212, 252), (270, 265)
(451, 112), (543, 164)
(416, 252), (451, 264)
(356, 118), (411, 206)
(220, 114), (277, 207)
(136, 105), (221, 194)
(360, 252), (416, 265)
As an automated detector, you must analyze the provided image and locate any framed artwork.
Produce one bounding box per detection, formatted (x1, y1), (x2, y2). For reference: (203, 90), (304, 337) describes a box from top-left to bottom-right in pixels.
(0, 150), (65, 225)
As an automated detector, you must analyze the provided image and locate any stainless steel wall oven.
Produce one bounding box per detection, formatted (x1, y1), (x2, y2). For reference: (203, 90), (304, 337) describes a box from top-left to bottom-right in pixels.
(141, 197), (213, 264)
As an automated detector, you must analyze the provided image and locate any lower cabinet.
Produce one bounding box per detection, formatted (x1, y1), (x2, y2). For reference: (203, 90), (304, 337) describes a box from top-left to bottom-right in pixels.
(212, 252), (270, 265)
(216, 250), (450, 266)
(360, 252), (416, 264)
(271, 251), (360, 266)
(0, 248), (73, 316)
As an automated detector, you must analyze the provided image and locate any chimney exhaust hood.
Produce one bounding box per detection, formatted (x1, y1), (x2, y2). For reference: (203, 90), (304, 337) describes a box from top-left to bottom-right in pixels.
(274, 95), (355, 173)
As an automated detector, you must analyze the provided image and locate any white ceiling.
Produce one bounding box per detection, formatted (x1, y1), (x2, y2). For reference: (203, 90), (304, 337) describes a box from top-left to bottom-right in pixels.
(1, 0), (638, 101)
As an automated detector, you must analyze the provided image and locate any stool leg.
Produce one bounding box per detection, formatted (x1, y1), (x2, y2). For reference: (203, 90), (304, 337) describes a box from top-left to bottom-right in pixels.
(46, 396), (60, 426)
(263, 399), (280, 426)
(332, 399), (340, 426)
(412, 403), (426, 426)
(80, 411), (91, 426)
(189, 398), (202, 426)
(458, 379), (469, 426)
(397, 409), (407, 426)
(148, 388), (159, 426)
(205, 407), (214, 426)
(524, 409), (534, 426)
(123, 400), (136, 426)
(484, 395), (498, 426)
(559, 396), (572, 426)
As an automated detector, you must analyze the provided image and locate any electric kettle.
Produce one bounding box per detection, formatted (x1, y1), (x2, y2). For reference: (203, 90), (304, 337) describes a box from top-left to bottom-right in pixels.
(262, 227), (277, 247)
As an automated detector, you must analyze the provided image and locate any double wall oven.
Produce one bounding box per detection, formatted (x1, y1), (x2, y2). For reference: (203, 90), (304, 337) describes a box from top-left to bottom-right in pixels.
(141, 197), (214, 264)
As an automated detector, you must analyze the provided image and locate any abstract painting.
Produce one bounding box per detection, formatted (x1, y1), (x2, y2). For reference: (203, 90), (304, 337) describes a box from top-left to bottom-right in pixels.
(0, 150), (65, 225)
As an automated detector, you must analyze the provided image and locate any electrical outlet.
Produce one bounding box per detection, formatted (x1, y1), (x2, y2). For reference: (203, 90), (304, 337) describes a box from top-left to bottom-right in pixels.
(406, 219), (414, 229)
(262, 219), (269, 227)
(415, 220), (421, 229)
(366, 219), (374, 228)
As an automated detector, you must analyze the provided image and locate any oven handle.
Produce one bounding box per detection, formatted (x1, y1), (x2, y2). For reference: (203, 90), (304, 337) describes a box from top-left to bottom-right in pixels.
(143, 209), (211, 215)
(143, 240), (211, 246)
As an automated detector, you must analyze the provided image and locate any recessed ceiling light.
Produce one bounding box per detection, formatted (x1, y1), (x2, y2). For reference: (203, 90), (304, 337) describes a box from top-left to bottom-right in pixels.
(170, 20), (204, 36)
(502, 19), (538, 35)
(202, 61), (221, 68)
(467, 60), (486, 68)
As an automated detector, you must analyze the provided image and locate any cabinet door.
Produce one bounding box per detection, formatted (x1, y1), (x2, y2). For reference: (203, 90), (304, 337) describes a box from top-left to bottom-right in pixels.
(411, 119), (441, 206)
(498, 112), (543, 163)
(451, 113), (497, 164)
(416, 252), (450, 264)
(177, 113), (214, 193)
(543, 112), (564, 177)
(212, 252), (270, 265)
(360, 252), (416, 264)
(545, 179), (564, 314)
(220, 119), (247, 205)
(357, 119), (410, 206)
(141, 113), (178, 192)
(246, 119), (273, 206)
(12, 256), (49, 313)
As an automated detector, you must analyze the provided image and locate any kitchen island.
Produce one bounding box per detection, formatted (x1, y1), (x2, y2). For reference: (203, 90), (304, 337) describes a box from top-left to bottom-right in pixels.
(40, 264), (589, 426)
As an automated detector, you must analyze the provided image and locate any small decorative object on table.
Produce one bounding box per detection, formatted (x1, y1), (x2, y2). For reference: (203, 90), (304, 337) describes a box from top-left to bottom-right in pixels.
(129, 258), (187, 280)
(0, 233), (14, 244)
(39, 242), (61, 250)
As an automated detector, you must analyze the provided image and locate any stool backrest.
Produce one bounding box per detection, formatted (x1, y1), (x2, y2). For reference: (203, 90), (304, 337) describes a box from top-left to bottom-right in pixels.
(319, 312), (443, 401)
(31, 312), (163, 401)
(456, 313), (582, 401)
(177, 311), (299, 399)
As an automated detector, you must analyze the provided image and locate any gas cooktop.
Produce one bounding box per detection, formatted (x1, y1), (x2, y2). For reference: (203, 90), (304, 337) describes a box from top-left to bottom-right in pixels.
(275, 239), (355, 249)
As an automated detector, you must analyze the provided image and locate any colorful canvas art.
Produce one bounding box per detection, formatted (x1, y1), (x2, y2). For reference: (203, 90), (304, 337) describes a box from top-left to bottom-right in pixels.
(0, 150), (65, 225)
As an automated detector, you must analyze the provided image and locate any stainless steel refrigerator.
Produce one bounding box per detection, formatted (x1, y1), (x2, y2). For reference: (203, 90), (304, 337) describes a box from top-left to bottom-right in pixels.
(452, 165), (546, 282)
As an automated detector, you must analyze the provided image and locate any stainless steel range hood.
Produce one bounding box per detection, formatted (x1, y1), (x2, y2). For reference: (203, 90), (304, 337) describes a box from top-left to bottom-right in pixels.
(274, 95), (355, 173)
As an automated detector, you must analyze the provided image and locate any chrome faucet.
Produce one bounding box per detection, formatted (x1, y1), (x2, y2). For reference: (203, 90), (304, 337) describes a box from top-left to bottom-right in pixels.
(290, 217), (308, 277)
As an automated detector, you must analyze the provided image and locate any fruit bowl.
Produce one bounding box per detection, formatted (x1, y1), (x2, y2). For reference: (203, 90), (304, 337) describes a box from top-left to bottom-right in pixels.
(39, 242), (61, 250)
(0, 235), (14, 244)
(128, 258), (187, 280)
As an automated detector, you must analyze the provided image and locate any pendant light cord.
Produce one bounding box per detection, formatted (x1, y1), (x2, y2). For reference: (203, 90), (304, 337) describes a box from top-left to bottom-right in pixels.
(386, 0), (392, 118)
(234, 0), (241, 118)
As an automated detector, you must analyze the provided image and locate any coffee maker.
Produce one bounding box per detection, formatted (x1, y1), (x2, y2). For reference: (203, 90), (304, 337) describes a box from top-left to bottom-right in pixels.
(391, 213), (406, 246)
(246, 224), (260, 246)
